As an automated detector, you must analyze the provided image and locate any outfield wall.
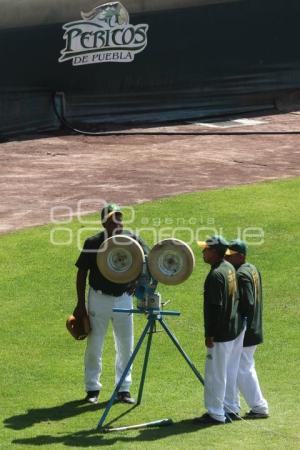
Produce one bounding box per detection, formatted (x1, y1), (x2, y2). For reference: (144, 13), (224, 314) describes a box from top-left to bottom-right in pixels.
(1, 0), (300, 136)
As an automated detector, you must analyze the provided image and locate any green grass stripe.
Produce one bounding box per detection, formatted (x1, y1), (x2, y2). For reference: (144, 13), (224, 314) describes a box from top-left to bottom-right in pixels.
(1, 177), (300, 449)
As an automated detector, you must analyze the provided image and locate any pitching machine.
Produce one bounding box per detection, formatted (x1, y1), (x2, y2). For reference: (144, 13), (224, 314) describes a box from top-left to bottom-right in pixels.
(96, 235), (204, 431)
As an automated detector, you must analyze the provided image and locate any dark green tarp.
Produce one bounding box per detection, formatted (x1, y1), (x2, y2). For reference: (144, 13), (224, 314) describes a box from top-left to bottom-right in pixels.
(1, 0), (300, 137)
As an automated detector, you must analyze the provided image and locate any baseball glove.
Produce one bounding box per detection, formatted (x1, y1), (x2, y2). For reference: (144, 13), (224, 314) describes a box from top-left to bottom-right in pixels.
(66, 313), (91, 340)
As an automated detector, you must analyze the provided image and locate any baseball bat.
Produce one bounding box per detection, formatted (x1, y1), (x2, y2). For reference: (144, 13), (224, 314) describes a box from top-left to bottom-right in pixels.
(101, 418), (173, 432)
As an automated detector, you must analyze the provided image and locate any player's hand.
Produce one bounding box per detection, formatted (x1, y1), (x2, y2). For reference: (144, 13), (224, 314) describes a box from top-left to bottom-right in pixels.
(205, 337), (214, 348)
(73, 303), (87, 318)
(126, 281), (137, 295)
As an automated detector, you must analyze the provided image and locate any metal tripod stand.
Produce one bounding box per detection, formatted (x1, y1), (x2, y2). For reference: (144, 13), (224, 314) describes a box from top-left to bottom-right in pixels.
(97, 307), (204, 430)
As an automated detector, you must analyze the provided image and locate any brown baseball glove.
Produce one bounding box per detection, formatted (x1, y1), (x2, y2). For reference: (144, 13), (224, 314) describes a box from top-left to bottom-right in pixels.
(66, 313), (91, 340)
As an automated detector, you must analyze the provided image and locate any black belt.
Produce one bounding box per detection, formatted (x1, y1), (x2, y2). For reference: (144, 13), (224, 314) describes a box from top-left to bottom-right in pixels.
(92, 287), (124, 297)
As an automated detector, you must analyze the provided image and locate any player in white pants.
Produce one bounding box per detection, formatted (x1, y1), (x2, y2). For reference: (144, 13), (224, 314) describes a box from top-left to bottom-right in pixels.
(85, 288), (133, 393)
(226, 239), (269, 419)
(74, 203), (148, 404)
(205, 325), (246, 422)
(237, 346), (268, 415)
(196, 235), (244, 425)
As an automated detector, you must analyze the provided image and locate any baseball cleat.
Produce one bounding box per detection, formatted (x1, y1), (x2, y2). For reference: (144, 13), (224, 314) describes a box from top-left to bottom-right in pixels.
(193, 413), (231, 425)
(226, 412), (242, 421)
(244, 410), (269, 419)
(116, 391), (136, 404)
(85, 390), (100, 404)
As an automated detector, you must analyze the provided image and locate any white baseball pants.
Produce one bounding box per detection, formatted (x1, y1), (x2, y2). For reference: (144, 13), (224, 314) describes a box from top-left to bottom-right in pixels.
(204, 327), (245, 422)
(237, 346), (269, 414)
(84, 288), (133, 393)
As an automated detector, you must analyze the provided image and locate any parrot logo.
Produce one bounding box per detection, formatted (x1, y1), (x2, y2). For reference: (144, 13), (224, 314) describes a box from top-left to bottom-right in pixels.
(80, 2), (129, 28)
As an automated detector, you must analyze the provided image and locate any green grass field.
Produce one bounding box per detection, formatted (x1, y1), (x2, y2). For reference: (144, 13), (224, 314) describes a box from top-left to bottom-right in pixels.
(1, 177), (300, 450)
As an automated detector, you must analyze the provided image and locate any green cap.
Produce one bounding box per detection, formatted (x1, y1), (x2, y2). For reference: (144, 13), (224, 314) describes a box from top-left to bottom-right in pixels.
(226, 239), (247, 256)
(101, 203), (122, 223)
(197, 235), (229, 251)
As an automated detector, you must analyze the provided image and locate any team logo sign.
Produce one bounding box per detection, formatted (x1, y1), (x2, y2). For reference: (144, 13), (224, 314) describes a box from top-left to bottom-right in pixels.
(59, 2), (149, 66)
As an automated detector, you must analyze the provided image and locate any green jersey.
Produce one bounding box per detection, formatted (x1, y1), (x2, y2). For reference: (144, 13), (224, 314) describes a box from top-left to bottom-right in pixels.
(203, 260), (242, 342)
(236, 262), (263, 346)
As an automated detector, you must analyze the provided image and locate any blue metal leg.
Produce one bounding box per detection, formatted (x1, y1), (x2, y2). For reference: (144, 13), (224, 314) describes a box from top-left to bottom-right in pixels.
(137, 317), (155, 405)
(97, 317), (153, 429)
(159, 318), (205, 386)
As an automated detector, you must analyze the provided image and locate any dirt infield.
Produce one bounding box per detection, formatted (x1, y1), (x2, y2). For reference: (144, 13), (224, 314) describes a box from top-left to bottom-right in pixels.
(1, 111), (300, 234)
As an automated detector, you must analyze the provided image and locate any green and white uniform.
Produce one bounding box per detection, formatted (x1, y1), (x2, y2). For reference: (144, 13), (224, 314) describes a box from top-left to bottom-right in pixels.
(204, 260), (242, 341)
(237, 262), (263, 346)
(203, 260), (245, 422)
(235, 262), (268, 415)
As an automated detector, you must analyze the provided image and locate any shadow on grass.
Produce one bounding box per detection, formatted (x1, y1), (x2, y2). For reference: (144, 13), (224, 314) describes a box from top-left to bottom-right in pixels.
(10, 418), (217, 447)
(3, 399), (106, 430)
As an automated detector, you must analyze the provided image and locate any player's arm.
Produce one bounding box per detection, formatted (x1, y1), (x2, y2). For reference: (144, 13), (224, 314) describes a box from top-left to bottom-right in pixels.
(74, 238), (91, 316)
(204, 304), (222, 348)
(204, 274), (224, 347)
(238, 272), (254, 318)
(74, 269), (88, 316)
(205, 336), (215, 348)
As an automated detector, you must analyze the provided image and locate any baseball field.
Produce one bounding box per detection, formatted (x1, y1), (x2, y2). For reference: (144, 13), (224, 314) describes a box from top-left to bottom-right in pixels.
(1, 176), (300, 449)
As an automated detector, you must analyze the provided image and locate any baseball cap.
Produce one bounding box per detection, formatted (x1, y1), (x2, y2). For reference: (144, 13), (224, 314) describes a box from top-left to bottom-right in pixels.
(101, 203), (122, 223)
(226, 239), (247, 256)
(197, 235), (229, 251)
